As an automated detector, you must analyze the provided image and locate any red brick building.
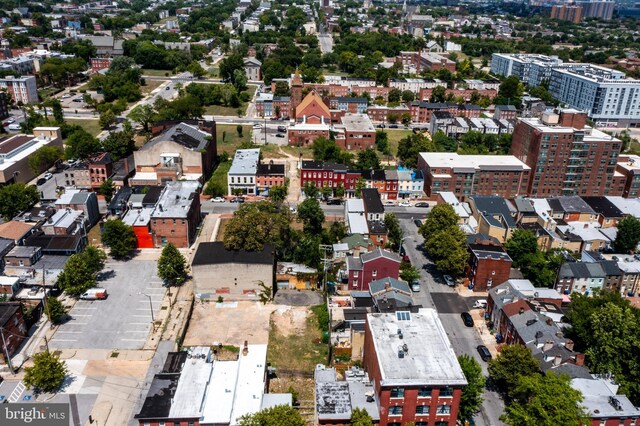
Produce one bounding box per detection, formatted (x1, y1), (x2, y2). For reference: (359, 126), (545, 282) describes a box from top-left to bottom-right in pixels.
(511, 110), (623, 197)
(397, 51), (456, 73)
(300, 160), (349, 192)
(149, 181), (201, 248)
(363, 309), (467, 426)
(89, 152), (113, 189)
(335, 113), (377, 150)
(418, 152), (531, 200)
(467, 239), (512, 292)
(255, 161), (286, 196)
(418, 88), (496, 102)
(346, 248), (400, 291)
(367, 106), (411, 123)
(90, 57), (113, 73)
(0, 302), (28, 362)
(288, 91), (332, 146)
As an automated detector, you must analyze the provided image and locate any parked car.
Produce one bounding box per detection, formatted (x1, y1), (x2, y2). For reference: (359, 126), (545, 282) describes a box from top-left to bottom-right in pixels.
(277, 125), (287, 132)
(414, 202), (429, 208)
(398, 201), (411, 207)
(388, 124), (399, 128)
(444, 275), (455, 287)
(43, 172), (53, 180)
(290, 206), (297, 214)
(3, 118), (15, 124)
(80, 288), (108, 300)
(411, 281), (421, 292)
(275, 133), (285, 138)
(414, 219), (423, 227)
(383, 201), (395, 206)
(477, 345), (492, 361)
(461, 312), (474, 327)
(165, 86), (171, 90)
(253, 124), (262, 129)
(377, 124), (386, 128)
(36, 178), (47, 186)
(7, 123), (21, 131)
(230, 197), (245, 203)
(61, 94), (71, 99)
(473, 299), (487, 309)
(211, 197), (225, 203)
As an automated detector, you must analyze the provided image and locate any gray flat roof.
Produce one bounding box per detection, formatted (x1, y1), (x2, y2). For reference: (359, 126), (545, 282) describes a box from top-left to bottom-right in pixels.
(229, 149), (260, 175)
(152, 181), (199, 219)
(367, 308), (467, 387)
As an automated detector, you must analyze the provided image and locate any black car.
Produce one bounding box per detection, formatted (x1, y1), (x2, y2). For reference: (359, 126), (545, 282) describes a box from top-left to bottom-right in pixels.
(275, 134), (285, 138)
(414, 202), (429, 208)
(414, 219), (423, 227)
(389, 124), (399, 128)
(326, 198), (343, 205)
(36, 178), (47, 186)
(477, 345), (492, 361)
(230, 197), (245, 203)
(461, 312), (474, 327)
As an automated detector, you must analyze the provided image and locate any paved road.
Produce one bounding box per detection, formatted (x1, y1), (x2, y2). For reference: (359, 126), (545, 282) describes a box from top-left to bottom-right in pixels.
(399, 219), (505, 426)
(317, 24), (334, 53)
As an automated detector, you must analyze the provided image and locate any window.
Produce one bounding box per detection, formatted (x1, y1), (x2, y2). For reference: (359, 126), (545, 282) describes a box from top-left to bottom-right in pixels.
(416, 405), (429, 414)
(372, 270), (377, 277)
(440, 387), (453, 397)
(418, 387), (432, 397)
(416, 423), (428, 426)
(435, 422), (448, 426)
(396, 311), (411, 321)
(353, 271), (359, 278)
(436, 405), (451, 414)
(390, 387), (404, 398)
(389, 406), (403, 415)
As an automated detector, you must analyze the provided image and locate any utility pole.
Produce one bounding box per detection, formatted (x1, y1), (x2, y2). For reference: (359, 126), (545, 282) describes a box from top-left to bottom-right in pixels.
(0, 327), (15, 374)
(319, 244), (332, 294)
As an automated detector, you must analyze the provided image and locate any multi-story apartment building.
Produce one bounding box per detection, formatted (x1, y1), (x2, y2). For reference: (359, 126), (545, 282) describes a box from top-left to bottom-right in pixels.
(0, 127), (63, 184)
(363, 309), (467, 426)
(388, 78), (446, 94)
(0, 75), (38, 104)
(149, 181), (201, 248)
(510, 110), (623, 197)
(576, 0), (614, 19)
(227, 149), (284, 196)
(615, 155), (640, 198)
(418, 152), (531, 199)
(490, 53), (564, 86)
(551, 3), (583, 23)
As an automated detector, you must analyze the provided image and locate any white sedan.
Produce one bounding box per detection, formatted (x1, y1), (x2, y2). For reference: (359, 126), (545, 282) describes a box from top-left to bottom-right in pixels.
(399, 201), (411, 207)
(211, 197), (225, 203)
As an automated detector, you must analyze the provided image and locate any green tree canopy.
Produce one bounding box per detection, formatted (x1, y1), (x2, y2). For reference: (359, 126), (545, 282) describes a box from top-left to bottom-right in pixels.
(384, 212), (403, 250)
(421, 203), (459, 238)
(613, 215), (640, 254)
(505, 229), (539, 268)
(356, 149), (381, 170)
(488, 344), (540, 398)
(269, 185), (288, 204)
(65, 128), (101, 160)
(29, 145), (63, 175)
(23, 351), (68, 393)
(158, 243), (188, 286)
(0, 183), (40, 221)
(45, 296), (67, 324)
(102, 219), (137, 258)
(56, 247), (107, 296)
(297, 198), (325, 234)
(458, 354), (485, 421)
(399, 262), (420, 283)
(311, 137), (352, 165)
(397, 133), (436, 168)
(127, 104), (156, 133)
(238, 404), (305, 426)
(350, 407), (374, 426)
(97, 179), (116, 203)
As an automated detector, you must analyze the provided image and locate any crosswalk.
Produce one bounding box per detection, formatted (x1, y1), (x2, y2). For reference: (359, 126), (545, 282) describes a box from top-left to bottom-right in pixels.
(8, 382), (25, 402)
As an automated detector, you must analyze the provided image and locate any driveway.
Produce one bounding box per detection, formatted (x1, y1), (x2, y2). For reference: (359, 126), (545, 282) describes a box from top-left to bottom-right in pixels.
(50, 259), (165, 350)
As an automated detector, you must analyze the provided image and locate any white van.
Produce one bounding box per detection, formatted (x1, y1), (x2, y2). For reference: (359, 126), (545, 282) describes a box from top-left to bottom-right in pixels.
(473, 299), (487, 309)
(7, 123), (21, 131)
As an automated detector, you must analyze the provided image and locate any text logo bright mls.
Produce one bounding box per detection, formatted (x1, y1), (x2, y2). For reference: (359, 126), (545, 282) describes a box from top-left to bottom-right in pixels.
(2, 404), (68, 426)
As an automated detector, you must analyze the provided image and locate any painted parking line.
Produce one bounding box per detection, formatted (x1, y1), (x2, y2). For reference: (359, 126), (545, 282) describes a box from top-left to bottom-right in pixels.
(132, 315), (152, 318)
(120, 339), (146, 342)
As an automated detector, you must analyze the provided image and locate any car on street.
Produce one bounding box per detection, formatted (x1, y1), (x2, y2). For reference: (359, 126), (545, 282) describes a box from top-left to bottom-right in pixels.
(377, 124), (385, 128)
(290, 206), (297, 214)
(275, 133), (285, 138)
(444, 275), (455, 287)
(477, 345), (492, 361)
(43, 172), (53, 180)
(7, 123), (21, 131)
(211, 197), (225, 203)
(388, 124), (399, 128)
(3, 118), (15, 124)
(473, 299), (487, 309)
(414, 219), (423, 227)
(461, 312), (474, 327)
(383, 201), (395, 206)
(230, 197), (244, 203)
(414, 202), (429, 208)
(61, 94), (71, 99)
(277, 125), (287, 132)
(72, 98), (83, 102)
(411, 281), (421, 292)
(36, 178), (47, 186)
(253, 124), (262, 129)
(326, 198), (343, 205)
(398, 201), (411, 207)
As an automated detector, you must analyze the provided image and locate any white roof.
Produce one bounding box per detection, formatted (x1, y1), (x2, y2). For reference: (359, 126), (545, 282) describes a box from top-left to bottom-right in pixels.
(229, 149), (260, 175)
(606, 196), (640, 218)
(346, 198), (365, 213)
(419, 152), (530, 171)
(201, 360), (240, 424)
(367, 309), (467, 387)
(122, 207), (153, 227)
(54, 189), (81, 205)
(131, 171), (158, 181)
(169, 347), (212, 418)
(229, 344), (268, 424)
(333, 243), (349, 252)
(347, 212), (369, 235)
(0, 276), (19, 286)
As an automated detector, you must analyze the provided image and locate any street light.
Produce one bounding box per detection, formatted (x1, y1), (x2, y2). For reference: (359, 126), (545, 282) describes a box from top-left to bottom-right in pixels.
(139, 292), (155, 323)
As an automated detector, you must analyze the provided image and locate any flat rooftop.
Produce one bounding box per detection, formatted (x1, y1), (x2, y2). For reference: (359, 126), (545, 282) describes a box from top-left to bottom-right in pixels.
(340, 113), (375, 132)
(519, 118), (622, 142)
(229, 149), (260, 175)
(420, 152), (530, 171)
(367, 308), (467, 387)
(152, 181), (199, 219)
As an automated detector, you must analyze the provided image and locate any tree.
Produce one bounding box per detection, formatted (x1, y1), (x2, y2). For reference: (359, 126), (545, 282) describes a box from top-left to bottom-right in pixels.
(458, 354), (485, 421)
(495, 75), (523, 106)
(28, 145), (63, 175)
(45, 296), (67, 324)
(488, 344), (540, 397)
(401, 90), (415, 102)
(23, 351), (68, 393)
(128, 104), (156, 133)
(269, 185), (288, 203)
(57, 253), (98, 296)
(421, 203), (459, 239)
(303, 182), (319, 199)
(356, 149), (380, 170)
(350, 407), (374, 426)
(430, 86), (447, 103)
(297, 198), (325, 234)
(237, 125), (243, 137)
(233, 69), (248, 91)
(614, 215), (640, 253)
(400, 262), (420, 283)
(101, 219), (137, 258)
(97, 179), (116, 203)
(102, 130), (135, 161)
(501, 372), (588, 426)
(99, 109), (116, 130)
(388, 88), (402, 102)
(397, 133), (436, 168)
(238, 404), (305, 426)
(187, 61), (207, 78)
(158, 243), (188, 286)
(375, 131), (390, 155)
(311, 137), (352, 164)
(0, 183), (40, 221)
(220, 53), (245, 83)
(384, 213), (403, 250)
(65, 129), (101, 160)
(424, 227), (469, 276)
(505, 229), (539, 268)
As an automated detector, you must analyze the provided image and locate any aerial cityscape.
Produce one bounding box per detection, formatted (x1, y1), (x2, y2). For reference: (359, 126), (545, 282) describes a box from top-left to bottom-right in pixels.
(0, 0), (640, 425)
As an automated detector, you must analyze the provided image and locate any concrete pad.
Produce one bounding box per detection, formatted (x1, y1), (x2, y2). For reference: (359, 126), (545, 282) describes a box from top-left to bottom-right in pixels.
(183, 301), (273, 347)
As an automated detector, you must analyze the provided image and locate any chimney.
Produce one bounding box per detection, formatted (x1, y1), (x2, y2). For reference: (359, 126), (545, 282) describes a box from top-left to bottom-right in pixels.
(543, 341), (554, 352)
(553, 355), (562, 366)
(519, 307), (525, 315)
(565, 339), (575, 352)
(384, 281), (390, 289)
(546, 317), (554, 326)
(243, 340), (248, 356)
(575, 353), (585, 366)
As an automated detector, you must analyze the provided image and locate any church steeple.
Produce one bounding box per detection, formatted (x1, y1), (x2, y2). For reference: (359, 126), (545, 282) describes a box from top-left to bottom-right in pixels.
(290, 68), (303, 121)
(292, 67), (303, 88)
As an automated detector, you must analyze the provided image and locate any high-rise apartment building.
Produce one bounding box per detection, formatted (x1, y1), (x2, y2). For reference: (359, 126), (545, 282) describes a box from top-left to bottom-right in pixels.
(551, 3), (584, 23)
(577, 0), (615, 19)
(510, 110), (624, 197)
(0, 75), (37, 104)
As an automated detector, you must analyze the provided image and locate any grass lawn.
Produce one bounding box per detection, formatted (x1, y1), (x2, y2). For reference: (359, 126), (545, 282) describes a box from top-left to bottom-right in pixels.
(87, 223), (102, 247)
(205, 104), (246, 116)
(629, 139), (640, 155)
(216, 124), (252, 155)
(204, 160), (232, 198)
(259, 144), (289, 159)
(385, 129), (413, 156)
(38, 87), (63, 101)
(65, 119), (102, 137)
(140, 79), (163, 96)
(245, 85), (257, 97)
(141, 69), (172, 77)
(267, 306), (329, 374)
(280, 145), (314, 159)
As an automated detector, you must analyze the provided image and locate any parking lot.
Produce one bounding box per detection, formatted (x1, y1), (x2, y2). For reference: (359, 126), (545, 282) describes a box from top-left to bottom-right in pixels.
(50, 259), (165, 350)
